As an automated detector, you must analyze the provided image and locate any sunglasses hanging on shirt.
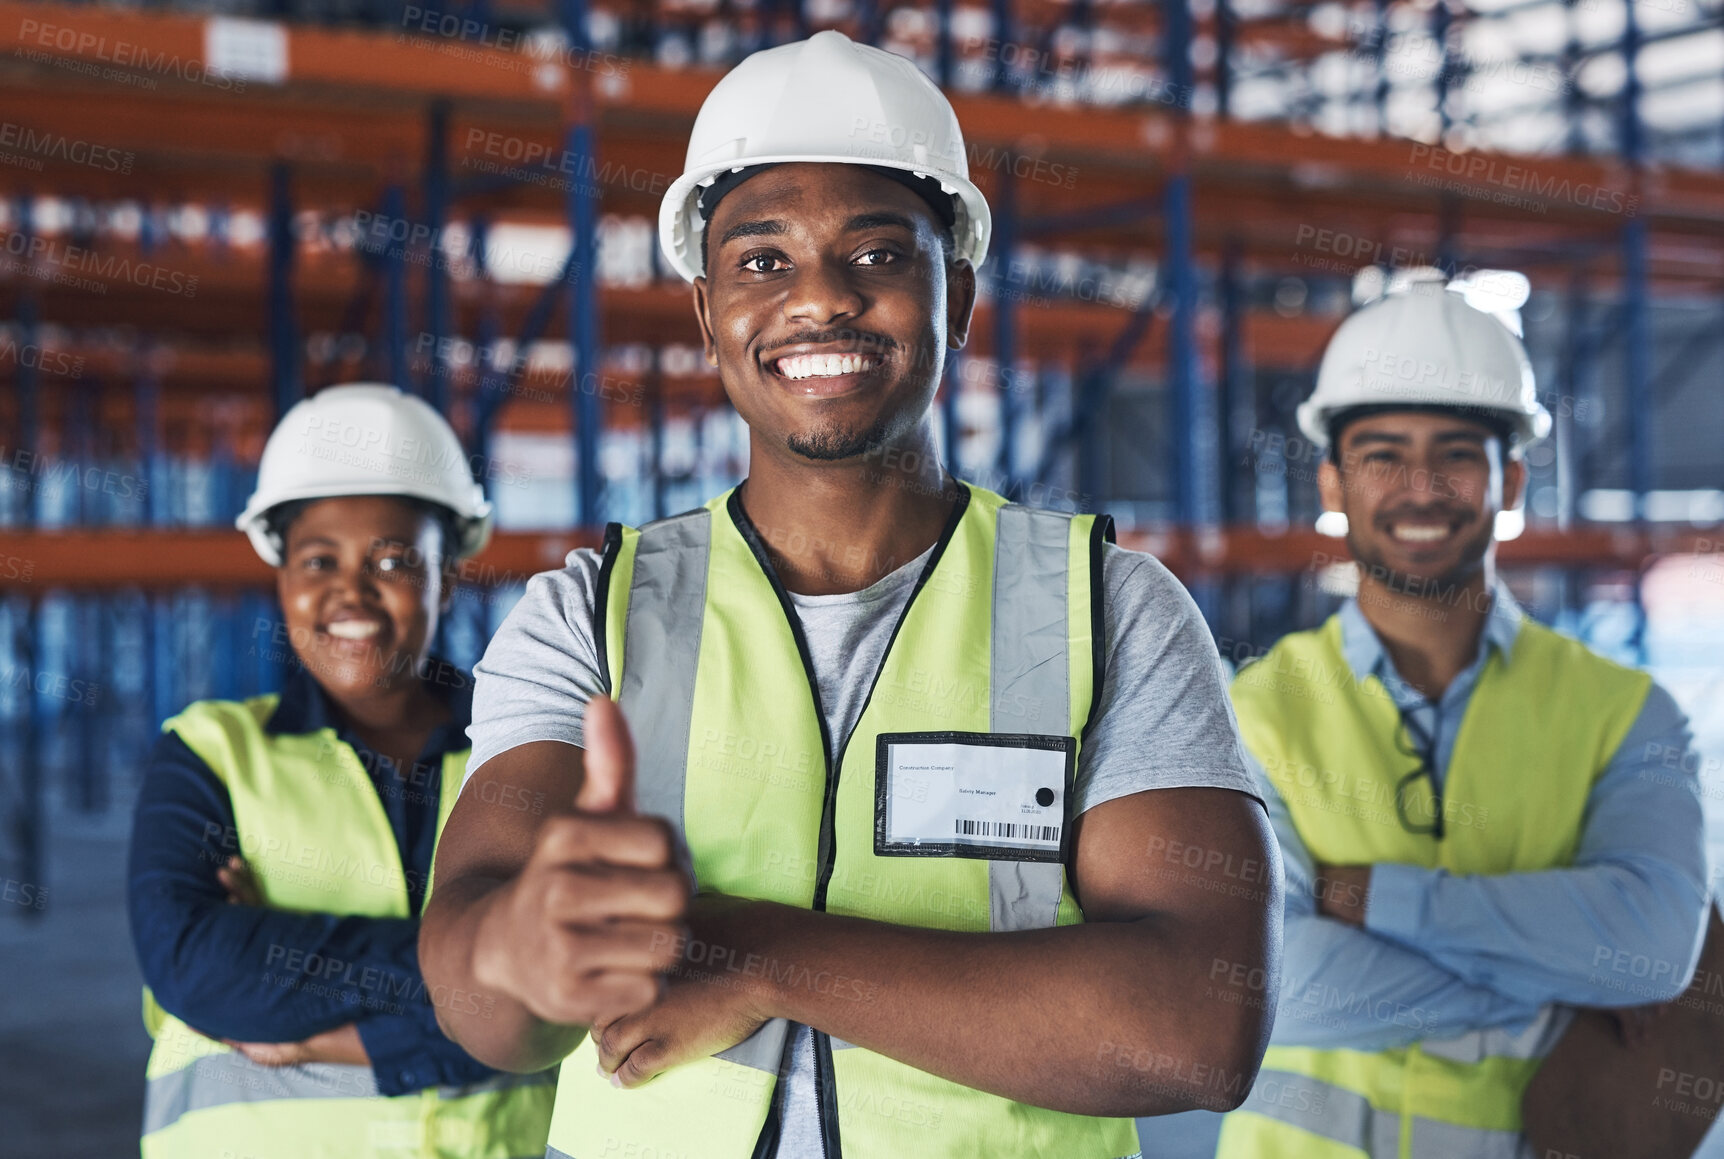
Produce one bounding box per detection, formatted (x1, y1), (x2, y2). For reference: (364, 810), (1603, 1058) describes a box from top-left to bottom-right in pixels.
(1393, 707), (1445, 840)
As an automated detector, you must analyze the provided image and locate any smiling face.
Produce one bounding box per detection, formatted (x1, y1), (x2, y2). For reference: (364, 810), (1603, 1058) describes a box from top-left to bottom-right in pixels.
(691, 163), (976, 464)
(275, 496), (452, 702)
(1318, 411), (1525, 595)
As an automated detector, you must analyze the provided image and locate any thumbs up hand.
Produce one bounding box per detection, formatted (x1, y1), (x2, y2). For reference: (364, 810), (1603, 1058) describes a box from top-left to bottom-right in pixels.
(575, 695), (636, 814)
(472, 696), (691, 1029)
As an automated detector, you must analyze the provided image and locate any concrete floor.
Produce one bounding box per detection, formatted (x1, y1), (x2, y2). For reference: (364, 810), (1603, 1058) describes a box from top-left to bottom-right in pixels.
(0, 805), (151, 1158)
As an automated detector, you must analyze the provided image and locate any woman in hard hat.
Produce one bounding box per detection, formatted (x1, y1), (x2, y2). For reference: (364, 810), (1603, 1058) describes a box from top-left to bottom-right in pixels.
(126, 384), (554, 1158)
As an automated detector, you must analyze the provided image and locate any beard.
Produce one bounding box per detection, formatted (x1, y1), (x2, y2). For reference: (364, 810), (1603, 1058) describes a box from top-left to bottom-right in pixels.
(785, 415), (894, 462)
(1346, 511), (1495, 598)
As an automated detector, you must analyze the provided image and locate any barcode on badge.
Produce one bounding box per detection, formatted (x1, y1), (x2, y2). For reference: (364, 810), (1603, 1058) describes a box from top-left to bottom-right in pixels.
(954, 819), (1060, 842)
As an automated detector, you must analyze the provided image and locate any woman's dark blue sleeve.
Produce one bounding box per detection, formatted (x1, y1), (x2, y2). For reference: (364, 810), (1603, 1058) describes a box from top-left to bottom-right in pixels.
(126, 729), (497, 1095)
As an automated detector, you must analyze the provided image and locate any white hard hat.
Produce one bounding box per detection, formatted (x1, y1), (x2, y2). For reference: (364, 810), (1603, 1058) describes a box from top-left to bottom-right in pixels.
(658, 30), (990, 283)
(236, 383), (494, 566)
(1299, 269), (1551, 450)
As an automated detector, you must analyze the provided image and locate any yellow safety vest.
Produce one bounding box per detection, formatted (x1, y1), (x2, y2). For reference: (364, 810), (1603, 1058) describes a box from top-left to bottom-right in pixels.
(140, 695), (555, 1159)
(1217, 614), (1651, 1159)
(544, 483), (1142, 1159)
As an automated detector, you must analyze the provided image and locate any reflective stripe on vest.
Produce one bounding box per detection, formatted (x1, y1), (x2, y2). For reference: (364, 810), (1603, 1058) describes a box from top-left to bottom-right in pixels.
(140, 695), (556, 1159)
(543, 483), (1140, 1159)
(1218, 616), (1650, 1159)
(144, 1052), (381, 1135)
(1233, 1070), (1531, 1159)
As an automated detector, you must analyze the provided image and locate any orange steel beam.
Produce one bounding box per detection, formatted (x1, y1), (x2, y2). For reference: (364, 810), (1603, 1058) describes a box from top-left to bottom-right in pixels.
(1, 2), (1720, 229)
(2, 54), (1721, 294)
(7, 88), (1712, 267)
(0, 1), (578, 101)
(935, 0), (1349, 55)
(4, 527), (1717, 589)
(0, 528), (599, 588)
(3, 129), (1715, 278)
(1117, 527), (1724, 574)
(0, 257), (1345, 367)
(0, 357), (735, 430)
(1, 0), (1721, 418)
(0, 191), (1715, 298)
(3, 99), (1720, 297)
(1195, 120), (1724, 227)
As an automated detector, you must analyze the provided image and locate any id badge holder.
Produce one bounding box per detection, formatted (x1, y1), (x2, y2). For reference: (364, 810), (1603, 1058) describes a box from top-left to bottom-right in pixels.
(873, 732), (1075, 863)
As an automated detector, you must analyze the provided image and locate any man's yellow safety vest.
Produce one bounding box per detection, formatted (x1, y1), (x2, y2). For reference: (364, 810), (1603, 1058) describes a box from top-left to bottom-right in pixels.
(140, 695), (556, 1159)
(1217, 613), (1651, 1159)
(544, 483), (1142, 1159)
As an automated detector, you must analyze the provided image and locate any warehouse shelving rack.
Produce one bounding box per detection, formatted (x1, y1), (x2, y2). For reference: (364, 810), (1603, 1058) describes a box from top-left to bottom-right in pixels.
(2, 0), (1722, 909)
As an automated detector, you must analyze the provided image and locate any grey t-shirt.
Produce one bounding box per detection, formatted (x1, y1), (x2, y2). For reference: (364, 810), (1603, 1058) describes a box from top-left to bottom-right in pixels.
(463, 538), (1258, 1157)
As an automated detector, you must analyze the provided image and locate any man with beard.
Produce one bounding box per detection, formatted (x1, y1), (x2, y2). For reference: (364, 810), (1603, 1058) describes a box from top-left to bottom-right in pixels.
(421, 30), (1278, 1159)
(1213, 270), (1709, 1159)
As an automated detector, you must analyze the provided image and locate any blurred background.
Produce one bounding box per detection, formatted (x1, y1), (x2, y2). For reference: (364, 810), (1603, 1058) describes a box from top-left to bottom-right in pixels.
(0, 0), (1720, 1152)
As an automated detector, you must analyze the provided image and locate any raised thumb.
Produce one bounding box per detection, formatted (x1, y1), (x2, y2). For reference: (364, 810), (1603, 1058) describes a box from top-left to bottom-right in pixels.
(575, 695), (636, 814)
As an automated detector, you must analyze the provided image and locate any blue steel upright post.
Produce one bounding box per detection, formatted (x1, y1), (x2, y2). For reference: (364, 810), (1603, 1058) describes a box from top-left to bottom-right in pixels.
(936, 0), (954, 87)
(1619, 0), (1651, 512)
(1558, 270), (1591, 534)
(942, 353), (962, 474)
(9, 196), (42, 916)
(991, 0), (1014, 92)
(1215, 0), (1235, 120)
(14, 198), (38, 529)
(1219, 240), (1251, 524)
(1161, 0), (1214, 530)
(1562, 0), (1584, 156)
(561, 0), (604, 526)
(1432, 0), (1452, 136)
(992, 170), (1018, 494)
(382, 182), (410, 391)
(67, 385), (97, 809)
(649, 364), (668, 521)
(425, 101), (453, 415)
(267, 163), (301, 420)
(1431, 0), (1458, 272)
(1373, 0), (1390, 132)
(1619, 0), (1651, 664)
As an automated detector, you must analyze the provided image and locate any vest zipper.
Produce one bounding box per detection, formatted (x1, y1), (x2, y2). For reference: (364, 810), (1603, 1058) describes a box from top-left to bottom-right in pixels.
(727, 485), (971, 1159)
(749, 1059), (789, 1159)
(812, 1031), (840, 1159)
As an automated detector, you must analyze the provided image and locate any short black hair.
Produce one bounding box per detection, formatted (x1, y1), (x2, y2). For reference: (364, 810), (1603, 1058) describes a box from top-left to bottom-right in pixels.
(1327, 404), (1518, 465)
(267, 496), (463, 564)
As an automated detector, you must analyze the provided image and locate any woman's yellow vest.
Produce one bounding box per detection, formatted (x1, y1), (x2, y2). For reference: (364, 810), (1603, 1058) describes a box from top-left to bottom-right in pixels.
(140, 695), (556, 1159)
(1217, 613), (1651, 1159)
(544, 484), (1142, 1159)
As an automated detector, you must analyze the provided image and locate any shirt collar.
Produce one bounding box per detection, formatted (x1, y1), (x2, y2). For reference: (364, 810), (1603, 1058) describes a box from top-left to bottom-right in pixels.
(1338, 577), (1524, 684)
(264, 655), (473, 758)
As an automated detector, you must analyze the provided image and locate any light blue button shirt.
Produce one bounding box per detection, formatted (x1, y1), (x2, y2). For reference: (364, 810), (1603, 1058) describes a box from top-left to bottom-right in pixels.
(1333, 583), (1523, 798)
(1137, 587), (1711, 1158)
(1258, 581), (1708, 1049)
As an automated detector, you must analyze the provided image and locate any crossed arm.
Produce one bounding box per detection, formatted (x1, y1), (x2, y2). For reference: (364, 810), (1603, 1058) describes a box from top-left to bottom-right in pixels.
(1262, 685), (1710, 1051)
(126, 731), (496, 1090)
(419, 710), (1283, 1118)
